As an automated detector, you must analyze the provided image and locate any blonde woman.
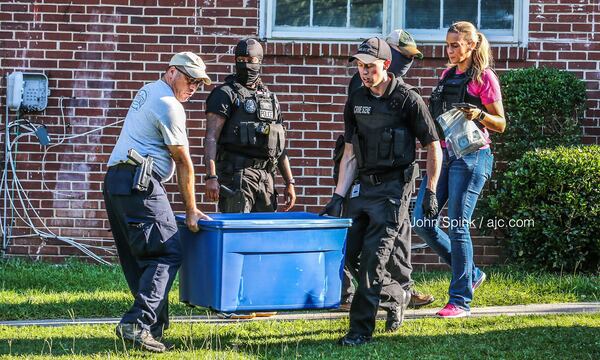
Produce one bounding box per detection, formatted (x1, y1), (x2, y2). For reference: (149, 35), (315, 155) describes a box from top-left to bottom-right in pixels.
(412, 21), (506, 318)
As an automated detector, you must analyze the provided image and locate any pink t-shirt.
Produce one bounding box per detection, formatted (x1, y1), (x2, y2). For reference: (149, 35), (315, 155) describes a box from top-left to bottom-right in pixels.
(438, 67), (502, 149)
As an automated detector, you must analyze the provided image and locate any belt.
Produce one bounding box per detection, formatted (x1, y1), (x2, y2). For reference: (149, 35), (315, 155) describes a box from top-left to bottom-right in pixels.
(218, 152), (275, 171)
(358, 168), (407, 186)
(109, 163), (137, 171)
(108, 163), (162, 181)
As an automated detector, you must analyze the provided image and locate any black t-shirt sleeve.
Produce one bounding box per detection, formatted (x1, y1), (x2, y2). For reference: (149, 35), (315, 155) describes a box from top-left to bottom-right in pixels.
(347, 73), (363, 96)
(406, 91), (439, 146)
(343, 96), (357, 144)
(205, 85), (235, 120)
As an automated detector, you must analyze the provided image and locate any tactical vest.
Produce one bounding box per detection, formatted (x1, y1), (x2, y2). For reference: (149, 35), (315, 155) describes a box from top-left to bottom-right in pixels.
(351, 81), (417, 175)
(429, 67), (489, 140)
(218, 78), (285, 162)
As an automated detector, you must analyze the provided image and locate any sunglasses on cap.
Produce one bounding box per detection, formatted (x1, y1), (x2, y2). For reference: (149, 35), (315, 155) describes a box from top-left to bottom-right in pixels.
(174, 66), (204, 86)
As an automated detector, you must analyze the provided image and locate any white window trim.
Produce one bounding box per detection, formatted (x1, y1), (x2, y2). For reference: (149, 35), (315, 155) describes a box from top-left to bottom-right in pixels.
(260, 0), (529, 46)
(260, 0), (392, 41)
(396, 0), (529, 46)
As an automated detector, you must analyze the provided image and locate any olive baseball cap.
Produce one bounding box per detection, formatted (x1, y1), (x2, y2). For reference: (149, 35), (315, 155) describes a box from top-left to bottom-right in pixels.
(349, 37), (392, 64)
(169, 52), (212, 85)
(385, 29), (423, 60)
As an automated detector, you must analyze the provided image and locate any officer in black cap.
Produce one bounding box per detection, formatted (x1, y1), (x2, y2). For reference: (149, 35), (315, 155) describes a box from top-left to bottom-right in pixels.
(321, 37), (442, 346)
(204, 38), (296, 215)
(339, 29), (435, 311)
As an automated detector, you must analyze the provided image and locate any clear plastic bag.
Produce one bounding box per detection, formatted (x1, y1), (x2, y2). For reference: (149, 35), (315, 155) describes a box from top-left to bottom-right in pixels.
(435, 108), (487, 158)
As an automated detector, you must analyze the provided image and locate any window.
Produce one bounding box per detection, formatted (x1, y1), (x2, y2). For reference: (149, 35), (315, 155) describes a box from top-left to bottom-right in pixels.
(261, 0), (527, 44)
(262, 0), (388, 40)
(401, 0), (523, 43)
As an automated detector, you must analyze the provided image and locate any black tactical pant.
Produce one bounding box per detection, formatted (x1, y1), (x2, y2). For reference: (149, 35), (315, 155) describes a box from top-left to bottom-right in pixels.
(345, 177), (413, 336)
(342, 225), (414, 303)
(103, 164), (182, 335)
(217, 166), (277, 213)
(341, 190), (414, 304)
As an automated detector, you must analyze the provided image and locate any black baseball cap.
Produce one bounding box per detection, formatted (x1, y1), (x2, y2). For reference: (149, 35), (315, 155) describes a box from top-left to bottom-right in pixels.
(349, 37), (392, 64)
(235, 38), (263, 62)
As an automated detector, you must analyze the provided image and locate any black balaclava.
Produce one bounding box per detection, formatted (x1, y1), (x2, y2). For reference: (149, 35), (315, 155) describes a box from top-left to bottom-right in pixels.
(235, 38), (263, 86)
(389, 47), (414, 77)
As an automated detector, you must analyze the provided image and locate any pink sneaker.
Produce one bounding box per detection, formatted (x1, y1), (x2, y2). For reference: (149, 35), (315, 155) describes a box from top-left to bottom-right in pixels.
(436, 303), (470, 318)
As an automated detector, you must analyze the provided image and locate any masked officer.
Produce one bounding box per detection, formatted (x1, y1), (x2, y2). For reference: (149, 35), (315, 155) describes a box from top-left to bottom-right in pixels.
(322, 38), (442, 346)
(204, 38), (296, 216)
(203, 39), (295, 319)
(340, 29), (435, 311)
(104, 52), (212, 352)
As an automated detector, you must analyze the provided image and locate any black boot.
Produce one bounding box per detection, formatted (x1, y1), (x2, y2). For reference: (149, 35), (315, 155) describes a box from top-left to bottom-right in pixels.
(338, 332), (372, 346)
(385, 290), (411, 332)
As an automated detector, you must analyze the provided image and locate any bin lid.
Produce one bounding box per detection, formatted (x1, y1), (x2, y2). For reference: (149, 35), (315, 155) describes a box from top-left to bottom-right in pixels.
(175, 212), (352, 230)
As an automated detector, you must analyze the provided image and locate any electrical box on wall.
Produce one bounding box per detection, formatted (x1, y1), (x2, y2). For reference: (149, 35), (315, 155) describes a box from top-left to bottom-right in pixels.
(7, 71), (50, 113)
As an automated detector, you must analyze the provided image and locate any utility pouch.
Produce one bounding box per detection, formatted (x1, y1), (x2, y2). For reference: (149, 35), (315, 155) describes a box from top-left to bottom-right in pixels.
(240, 122), (249, 145)
(268, 123), (285, 158)
(378, 128), (393, 159)
(393, 128), (414, 165)
(248, 123), (257, 145)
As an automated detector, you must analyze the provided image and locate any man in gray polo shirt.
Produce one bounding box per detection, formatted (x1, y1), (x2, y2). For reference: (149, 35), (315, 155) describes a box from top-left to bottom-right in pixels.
(104, 52), (211, 352)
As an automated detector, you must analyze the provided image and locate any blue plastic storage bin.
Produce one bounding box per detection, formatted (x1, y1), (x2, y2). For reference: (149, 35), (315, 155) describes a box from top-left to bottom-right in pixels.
(176, 212), (351, 312)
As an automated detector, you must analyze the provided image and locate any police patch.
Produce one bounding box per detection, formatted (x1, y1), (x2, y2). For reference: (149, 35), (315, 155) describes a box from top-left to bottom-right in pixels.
(354, 105), (372, 115)
(131, 90), (147, 111)
(244, 99), (257, 113)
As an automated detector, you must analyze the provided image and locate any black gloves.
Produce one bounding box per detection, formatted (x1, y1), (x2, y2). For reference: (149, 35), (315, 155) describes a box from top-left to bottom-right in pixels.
(319, 193), (345, 217)
(422, 189), (438, 218)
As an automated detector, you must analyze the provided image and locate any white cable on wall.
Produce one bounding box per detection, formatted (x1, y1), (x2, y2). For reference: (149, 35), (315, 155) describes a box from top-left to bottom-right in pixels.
(2, 113), (119, 265)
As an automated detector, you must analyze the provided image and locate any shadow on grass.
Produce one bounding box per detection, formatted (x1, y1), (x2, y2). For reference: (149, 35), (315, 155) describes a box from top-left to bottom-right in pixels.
(1, 325), (599, 358)
(0, 298), (197, 321)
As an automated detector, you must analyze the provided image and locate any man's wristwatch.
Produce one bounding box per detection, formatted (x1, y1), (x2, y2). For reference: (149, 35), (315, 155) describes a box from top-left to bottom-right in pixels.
(206, 174), (218, 181)
(286, 178), (295, 185)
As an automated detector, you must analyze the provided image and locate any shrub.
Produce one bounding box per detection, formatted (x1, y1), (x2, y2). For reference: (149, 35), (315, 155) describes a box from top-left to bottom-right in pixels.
(489, 145), (600, 273)
(496, 67), (586, 163)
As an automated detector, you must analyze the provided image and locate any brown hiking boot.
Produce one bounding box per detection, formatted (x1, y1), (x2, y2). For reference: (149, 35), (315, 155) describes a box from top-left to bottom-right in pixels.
(116, 323), (166, 353)
(338, 302), (352, 311)
(150, 329), (175, 351)
(408, 291), (435, 309)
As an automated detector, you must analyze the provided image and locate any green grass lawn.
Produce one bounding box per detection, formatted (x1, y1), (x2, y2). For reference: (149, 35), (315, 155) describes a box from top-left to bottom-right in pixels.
(1, 259), (598, 321)
(0, 314), (598, 359)
(0, 259), (599, 358)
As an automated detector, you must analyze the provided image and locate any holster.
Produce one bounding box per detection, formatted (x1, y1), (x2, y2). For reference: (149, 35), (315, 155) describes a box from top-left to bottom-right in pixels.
(132, 156), (153, 192)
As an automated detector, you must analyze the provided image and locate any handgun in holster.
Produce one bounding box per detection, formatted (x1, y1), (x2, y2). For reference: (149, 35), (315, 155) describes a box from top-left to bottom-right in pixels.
(127, 149), (154, 192)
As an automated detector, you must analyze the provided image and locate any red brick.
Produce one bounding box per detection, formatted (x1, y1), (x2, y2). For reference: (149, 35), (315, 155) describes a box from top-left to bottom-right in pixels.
(542, 23), (571, 32)
(558, 52), (587, 60)
(568, 62), (597, 70)
(544, 5), (575, 13)
(0, 0), (597, 265)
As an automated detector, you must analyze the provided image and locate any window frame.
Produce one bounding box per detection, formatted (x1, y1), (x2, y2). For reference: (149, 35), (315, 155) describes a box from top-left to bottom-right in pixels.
(260, 0), (529, 45)
(260, 0), (392, 41)
(396, 0), (528, 45)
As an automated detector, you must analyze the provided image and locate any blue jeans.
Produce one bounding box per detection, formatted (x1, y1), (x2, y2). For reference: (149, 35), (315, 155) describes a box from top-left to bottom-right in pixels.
(412, 148), (493, 310)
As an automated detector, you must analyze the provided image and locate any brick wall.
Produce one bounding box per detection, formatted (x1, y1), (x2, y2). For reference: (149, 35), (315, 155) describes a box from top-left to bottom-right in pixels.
(0, 0), (598, 268)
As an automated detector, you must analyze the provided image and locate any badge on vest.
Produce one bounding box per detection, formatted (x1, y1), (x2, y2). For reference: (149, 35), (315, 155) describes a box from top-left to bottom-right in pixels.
(259, 99), (274, 120)
(244, 99), (257, 114)
(354, 105), (372, 115)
